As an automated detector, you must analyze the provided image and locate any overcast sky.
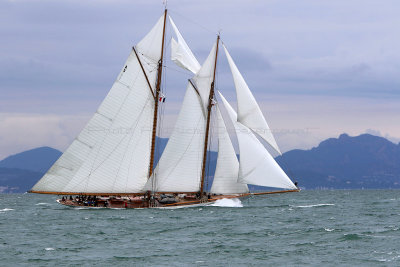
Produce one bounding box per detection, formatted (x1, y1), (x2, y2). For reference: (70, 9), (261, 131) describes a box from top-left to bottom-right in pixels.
(1, 0), (399, 159)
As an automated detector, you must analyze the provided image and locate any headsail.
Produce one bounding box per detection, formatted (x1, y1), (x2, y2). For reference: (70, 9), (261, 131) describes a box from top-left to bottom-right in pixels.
(144, 41), (218, 192)
(218, 91), (297, 190)
(169, 16), (201, 74)
(223, 45), (281, 155)
(211, 106), (249, 194)
(31, 13), (166, 194)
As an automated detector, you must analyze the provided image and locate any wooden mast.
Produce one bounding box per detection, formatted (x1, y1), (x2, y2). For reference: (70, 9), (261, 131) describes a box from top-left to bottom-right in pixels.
(148, 9), (167, 178)
(199, 35), (220, 195)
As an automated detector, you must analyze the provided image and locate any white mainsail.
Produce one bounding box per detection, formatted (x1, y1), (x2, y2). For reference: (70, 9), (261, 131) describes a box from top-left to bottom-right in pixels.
(144, 41), (218, 192)
(223, 45), (281, 155)
(211, 106), (248, 194)
(218, 92), (297, 190)
(31, 14), (166, 194)
(169, 16), (201, 74)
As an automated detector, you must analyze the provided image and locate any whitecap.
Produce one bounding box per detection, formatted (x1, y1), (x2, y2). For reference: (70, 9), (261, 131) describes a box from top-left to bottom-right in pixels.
(36, 203), (50, 206)
(45, 248), (55, 251)
(0, 208), (14, 212)
(294, 204), (334, 208)
(324, 228), (334, 232)
(211, 198), (243, 208)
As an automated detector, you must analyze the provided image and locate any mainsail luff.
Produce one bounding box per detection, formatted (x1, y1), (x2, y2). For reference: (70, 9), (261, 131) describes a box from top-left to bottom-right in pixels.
(149, 8), (168, 178)
(200, 35), (220, 194)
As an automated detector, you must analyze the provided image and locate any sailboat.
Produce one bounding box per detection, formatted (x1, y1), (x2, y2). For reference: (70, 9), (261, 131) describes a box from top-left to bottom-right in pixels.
(29, 9), (299, 208)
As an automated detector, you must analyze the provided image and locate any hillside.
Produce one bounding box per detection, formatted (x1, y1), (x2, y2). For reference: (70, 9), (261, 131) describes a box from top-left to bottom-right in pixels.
(0, 133), (399, 192)
(0, 146), (62, 173)
(276, 133), (400, 189)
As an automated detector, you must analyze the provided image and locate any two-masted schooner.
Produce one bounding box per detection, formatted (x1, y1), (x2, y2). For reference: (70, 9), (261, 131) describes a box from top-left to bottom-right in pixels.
(29, 9), (299, 208)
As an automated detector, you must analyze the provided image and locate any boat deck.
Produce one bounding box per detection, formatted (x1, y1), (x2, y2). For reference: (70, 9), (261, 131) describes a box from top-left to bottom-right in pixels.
(56, 190), (299, 209)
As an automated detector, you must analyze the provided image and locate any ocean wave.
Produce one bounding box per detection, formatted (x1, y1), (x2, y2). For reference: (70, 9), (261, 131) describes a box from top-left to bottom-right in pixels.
(35, 203), (50, 206)
(294, 204), (335, 208)
(211, 198), (243, 207)
(340, 233), (363, 241)
(0, 208), (14, 212)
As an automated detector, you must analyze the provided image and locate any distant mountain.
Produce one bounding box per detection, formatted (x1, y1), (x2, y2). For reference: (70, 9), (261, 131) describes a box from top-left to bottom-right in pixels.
(0, 168), (43, 193)
(0, 147), (62, 173)
(276, 133), (400, 189)
(1, 133), (399, 193)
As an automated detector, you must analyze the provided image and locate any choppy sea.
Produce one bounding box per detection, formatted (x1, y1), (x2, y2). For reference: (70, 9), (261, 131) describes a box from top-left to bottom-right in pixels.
(1, 190), (399, 266)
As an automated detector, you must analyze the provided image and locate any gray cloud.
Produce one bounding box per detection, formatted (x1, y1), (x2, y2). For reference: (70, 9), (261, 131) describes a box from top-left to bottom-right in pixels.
(0, 0), (399, 158)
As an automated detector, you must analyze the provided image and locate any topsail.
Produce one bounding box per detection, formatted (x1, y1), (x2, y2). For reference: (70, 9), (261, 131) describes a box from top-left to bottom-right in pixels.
(223, 45), (281, 155)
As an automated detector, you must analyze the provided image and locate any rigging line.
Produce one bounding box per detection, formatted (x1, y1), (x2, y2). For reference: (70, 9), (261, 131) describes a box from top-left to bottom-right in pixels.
(169, 10), (217, 35)
(152, 55), (168, 191)
(163, 64), (191, 75)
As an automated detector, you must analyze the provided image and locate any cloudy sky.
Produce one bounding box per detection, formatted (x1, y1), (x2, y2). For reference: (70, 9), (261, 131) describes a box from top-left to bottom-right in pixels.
(1, 0), (399, 159)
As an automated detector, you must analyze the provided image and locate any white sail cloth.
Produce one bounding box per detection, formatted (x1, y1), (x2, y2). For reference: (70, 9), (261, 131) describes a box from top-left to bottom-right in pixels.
(192, 42), (217, 112)
(144, 41), (218, 192)
(31, 14), (166, 194)
(169, 16), (201, 74)
(223, 45), (281, 155)
(218, 92), (297, 190)
(211, 106), (249, 194)
(143, 82), (205, 192)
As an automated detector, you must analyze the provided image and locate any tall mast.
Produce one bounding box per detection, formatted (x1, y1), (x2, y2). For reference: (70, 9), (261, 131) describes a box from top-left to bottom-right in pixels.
(149, 9), (168, 178)
(200, 35), (220, 194)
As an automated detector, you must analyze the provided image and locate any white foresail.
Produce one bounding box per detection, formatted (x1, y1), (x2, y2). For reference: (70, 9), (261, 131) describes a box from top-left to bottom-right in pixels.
(143, 83), (205, 192)
(144, 42), (218, 192)
(211, 106), (249, 194)
(169, 16), (201, 74)
(218, 92), (297, 190)
(31, 13), (166, 193)
(223, 45), (281, 155)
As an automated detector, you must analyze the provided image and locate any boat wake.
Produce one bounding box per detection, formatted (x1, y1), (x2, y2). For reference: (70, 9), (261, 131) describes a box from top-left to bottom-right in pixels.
(294, 203), (335, 208)
(211, 198), (243, 207)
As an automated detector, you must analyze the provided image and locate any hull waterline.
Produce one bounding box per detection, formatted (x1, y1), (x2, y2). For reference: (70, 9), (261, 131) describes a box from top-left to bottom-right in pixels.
(55, 189), (299, 209)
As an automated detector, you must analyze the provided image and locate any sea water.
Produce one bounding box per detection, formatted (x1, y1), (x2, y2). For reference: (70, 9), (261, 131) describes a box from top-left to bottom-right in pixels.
(1, 190), (400, 266)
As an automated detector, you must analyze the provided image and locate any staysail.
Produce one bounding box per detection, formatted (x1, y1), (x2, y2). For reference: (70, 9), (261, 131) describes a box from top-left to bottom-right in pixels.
(210, 106), (249, 194)
(223, 45), (281, 155)
(31, 13), (166, 194)
(144, 41), (218, 193)
(218, 92), (297, 190)
(169, 16), (201, 74)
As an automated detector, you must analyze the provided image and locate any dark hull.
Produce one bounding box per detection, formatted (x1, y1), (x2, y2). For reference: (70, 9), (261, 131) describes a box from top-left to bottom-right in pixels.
(56, 190), (299, 209)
